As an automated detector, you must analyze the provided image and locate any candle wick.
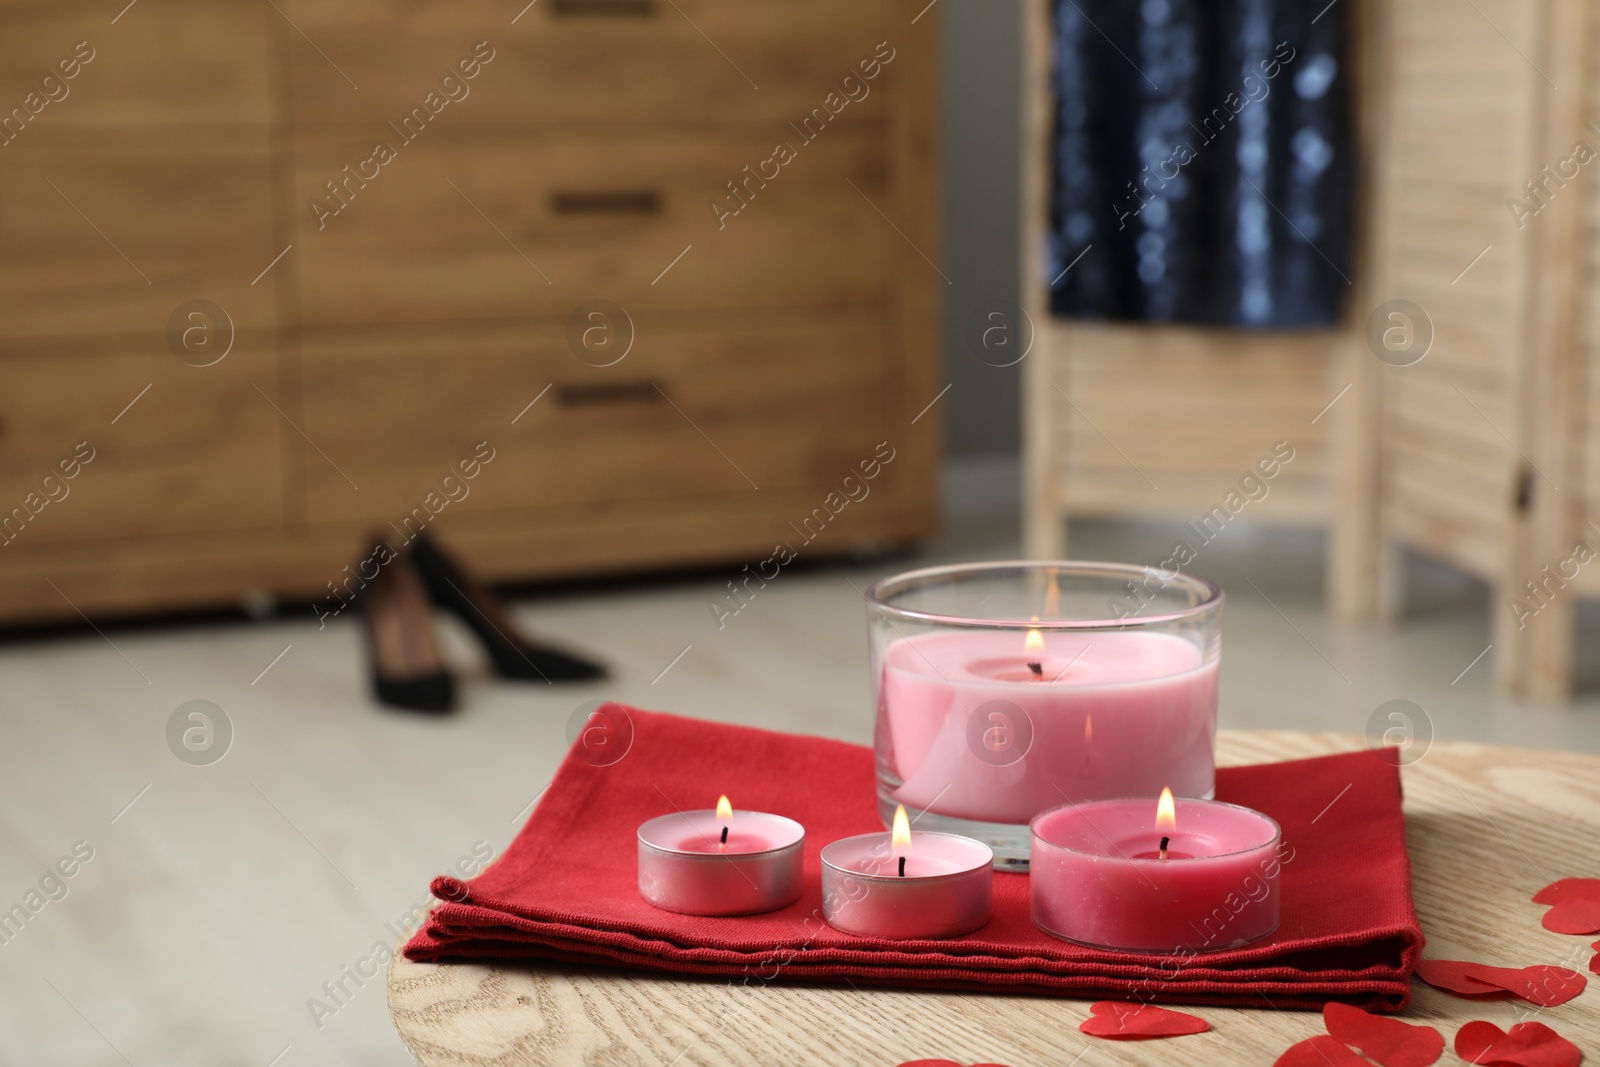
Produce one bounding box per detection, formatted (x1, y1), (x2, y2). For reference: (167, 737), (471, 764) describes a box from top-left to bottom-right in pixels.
(1159, 835), (1169, 861)
(1027, 661), (1042, 677)
(898, 855), (906, 878)
(720, 826), (729, 845)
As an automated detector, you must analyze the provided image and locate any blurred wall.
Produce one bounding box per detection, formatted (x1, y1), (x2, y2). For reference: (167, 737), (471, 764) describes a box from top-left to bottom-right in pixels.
(941, 0), (1023, 460)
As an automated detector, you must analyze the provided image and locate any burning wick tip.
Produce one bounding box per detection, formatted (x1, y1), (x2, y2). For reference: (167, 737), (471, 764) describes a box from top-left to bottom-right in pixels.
(1027, 661), (1043, 677)
(898, 855), (906, 878)
(1159, 835), (1170, 860)
(720, 826), (729, 845)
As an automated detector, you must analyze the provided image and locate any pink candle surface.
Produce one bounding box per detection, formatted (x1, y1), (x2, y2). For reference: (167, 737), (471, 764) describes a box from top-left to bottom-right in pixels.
(878, 629), (1217, 825)
(820, 819), (993, 940)
(637, 805), (804, 917)
(1030, 795), (1283, 953)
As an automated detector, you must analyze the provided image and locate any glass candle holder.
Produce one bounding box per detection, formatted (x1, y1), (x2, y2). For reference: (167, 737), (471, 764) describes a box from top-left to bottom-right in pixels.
(864, 561), (1222, 869)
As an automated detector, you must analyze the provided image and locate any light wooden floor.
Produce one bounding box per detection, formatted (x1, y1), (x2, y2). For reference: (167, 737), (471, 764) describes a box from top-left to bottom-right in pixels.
(2, 513), (1599, 1066)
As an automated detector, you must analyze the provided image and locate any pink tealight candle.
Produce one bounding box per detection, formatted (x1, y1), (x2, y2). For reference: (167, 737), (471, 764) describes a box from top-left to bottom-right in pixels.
(1030, 789), (1284, 953)
(821, 805), (993, 939)
(638, 796), (804, 916)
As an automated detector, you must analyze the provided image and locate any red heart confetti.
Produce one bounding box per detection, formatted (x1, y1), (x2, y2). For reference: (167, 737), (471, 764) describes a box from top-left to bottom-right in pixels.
(1463, 965), (1586, 1007)
(1416, 959), (1511, 997)
(1533, 879), (1600, 905)
(1541, 897), (1600, 935)
(1453, 1020), (1581, 1067)
(1324, 1002), (1444, 1067)
(1415, 959), (1586, 1005)
(1079, 1001), (1209, 1040)
(1274, 1035), (1372, 1067)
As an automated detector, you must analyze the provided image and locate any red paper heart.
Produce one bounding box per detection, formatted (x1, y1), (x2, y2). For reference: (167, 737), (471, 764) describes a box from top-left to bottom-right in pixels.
(1323, 1002), (1444, 1067)
(1415, 959), (1585, 1005)
(1416, 959), (1509, 997)
(1464, 965), (1586, 1007)
(1533, 878), (1600, 905)
(1454, 1021), (1581, 1067)
(1079, 1001), (1209, 1039)
(1274, 1035), (1373, 1067)
(1542, 897), (1600, 935)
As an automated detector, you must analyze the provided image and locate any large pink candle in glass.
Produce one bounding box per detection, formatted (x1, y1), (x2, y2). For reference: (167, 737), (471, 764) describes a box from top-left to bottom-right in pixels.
(865, 562), (1222, 867)
(1030, 790), (1282, 952)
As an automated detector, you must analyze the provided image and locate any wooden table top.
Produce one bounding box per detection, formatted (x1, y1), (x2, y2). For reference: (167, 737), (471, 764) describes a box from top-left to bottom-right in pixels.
(387, 731), (1600, 1066)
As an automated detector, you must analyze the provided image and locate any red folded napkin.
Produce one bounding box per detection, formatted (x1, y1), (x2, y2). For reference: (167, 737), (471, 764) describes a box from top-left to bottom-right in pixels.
(406, 706), (1424, 1010)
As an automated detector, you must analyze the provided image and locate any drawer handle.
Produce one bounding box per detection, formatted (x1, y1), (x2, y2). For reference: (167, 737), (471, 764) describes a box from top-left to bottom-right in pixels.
(552, 190), (661, 216)
(556, 381), (664, 407)
(552, 0), (655, 16)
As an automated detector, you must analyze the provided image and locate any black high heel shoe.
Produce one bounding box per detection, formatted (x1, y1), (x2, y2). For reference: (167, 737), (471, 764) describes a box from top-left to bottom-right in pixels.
(357, 538), (456, 713)
(406, 533), (607, 683)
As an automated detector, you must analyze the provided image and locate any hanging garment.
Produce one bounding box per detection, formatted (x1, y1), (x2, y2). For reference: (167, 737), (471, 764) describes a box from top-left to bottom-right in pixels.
(1048, 0), (1353, 327)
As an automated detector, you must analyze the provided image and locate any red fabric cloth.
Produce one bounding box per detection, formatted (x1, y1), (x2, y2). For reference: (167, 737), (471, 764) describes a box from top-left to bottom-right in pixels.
(406, 706), (1424, 1010)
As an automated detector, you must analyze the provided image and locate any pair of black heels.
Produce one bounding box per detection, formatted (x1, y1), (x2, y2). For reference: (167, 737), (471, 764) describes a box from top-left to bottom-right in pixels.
(357, 533), (605, 712)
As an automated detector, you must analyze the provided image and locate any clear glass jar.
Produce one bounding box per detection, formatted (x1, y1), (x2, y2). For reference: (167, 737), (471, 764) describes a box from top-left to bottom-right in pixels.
(864, 561), (1223, 869)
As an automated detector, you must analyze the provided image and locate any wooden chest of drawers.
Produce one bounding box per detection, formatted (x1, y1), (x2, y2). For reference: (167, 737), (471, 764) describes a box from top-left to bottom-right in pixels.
(0, 0), (940, 624)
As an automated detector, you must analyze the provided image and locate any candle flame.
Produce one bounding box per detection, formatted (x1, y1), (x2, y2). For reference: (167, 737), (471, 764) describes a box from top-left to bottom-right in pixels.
(1024, 628), (1044, 655)
(1084, 714), (1093, 743)
(716, 795), (732, 822)
(891, 804), (912, 854)
(1045, 569), (1061, 617)
(1155, 787), (1176, 832)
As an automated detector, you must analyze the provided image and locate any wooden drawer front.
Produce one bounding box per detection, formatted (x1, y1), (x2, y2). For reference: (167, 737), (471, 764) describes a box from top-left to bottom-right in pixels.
(0, 344), (284, 547)
(0, 0), (271, 127)
(0, 138), (278, 340)
(297, 318), (888, 525)
(292, 129), (888, 327)
(282, 0), (889, 126)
